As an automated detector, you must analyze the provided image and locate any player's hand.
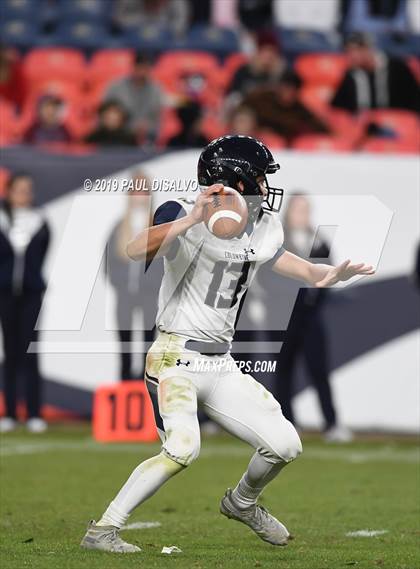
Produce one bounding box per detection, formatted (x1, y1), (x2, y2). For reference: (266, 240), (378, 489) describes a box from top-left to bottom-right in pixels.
(315, 260), (375, 288)
(189, 184), (224, 224)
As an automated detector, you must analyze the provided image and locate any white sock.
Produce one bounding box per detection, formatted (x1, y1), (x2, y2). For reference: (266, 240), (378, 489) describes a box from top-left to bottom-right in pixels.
(231, 452), (286, 510)
(97, 452), (184, 528)
(97, 500), (128, 528)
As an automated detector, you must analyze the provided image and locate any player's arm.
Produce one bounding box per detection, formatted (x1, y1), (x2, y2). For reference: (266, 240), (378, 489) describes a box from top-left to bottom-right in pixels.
(126, 184), (223, 261)
(272, 250), (374, 287)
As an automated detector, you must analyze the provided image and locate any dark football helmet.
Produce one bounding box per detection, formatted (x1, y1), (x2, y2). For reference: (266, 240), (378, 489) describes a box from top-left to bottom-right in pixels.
(197, 135), (284, 214)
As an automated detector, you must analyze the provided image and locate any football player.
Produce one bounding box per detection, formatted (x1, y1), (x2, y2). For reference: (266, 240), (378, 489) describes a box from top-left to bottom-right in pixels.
(81, 136), (374, 553)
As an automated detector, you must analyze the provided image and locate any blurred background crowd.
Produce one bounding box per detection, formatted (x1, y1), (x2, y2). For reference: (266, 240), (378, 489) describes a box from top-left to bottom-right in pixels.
(0, 0), (419, 153)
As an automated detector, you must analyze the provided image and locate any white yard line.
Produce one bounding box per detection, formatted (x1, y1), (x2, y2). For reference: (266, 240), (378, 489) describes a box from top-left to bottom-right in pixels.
(302, 446), (420, 464)
(346, 530), (389, 537)
(1, 439), (419, 463)
(122, 521), (161, 530)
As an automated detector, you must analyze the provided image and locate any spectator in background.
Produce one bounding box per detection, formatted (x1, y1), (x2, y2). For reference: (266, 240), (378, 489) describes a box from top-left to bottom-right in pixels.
(345, 0), (408, 34)
(167, 101), (209, 148)
(238, 0), (273, 31)
(85, 100), (137, 147)
(228, 104), (285, 147)
(274, 0), (341, 33)
(332, 33), (420, 113)
(272, 194), (352, 442)
(228, 30), (287, 100)
(113, 0), (189, 37)
(229, 105), (259, 136)
(0, 46), (26, 109)
(105, 52), (163, 145)
(0, 173), (50, 434)
(106, 172), (160, 380)
(211, 0), (239, 28)
(242, 71), (330, 142)
(23, 95), (71, 145)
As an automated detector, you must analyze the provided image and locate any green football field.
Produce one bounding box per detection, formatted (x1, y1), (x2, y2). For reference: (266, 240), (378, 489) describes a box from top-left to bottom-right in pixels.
(0, 425), (419, 569)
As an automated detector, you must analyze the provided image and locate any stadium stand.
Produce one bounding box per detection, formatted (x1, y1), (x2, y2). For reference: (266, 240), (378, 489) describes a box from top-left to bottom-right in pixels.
(0, 0), (418, 154)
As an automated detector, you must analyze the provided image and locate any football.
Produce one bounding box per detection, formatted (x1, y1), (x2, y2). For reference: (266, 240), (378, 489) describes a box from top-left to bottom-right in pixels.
(203, 187), (248, 239)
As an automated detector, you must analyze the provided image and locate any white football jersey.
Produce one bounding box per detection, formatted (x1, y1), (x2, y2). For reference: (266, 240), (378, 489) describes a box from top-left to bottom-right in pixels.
(155, 197), (285, 344)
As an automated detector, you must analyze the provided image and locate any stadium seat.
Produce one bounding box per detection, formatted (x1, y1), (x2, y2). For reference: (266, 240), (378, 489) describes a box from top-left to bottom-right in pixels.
(55, 21), (111, 50)
(119, 25), (175, 52)
(300, 84), (335, 114)
(88, 49), (134, 90)
(0, 130), (15, 147)
(0, 18), (38, 49)
(0, 98), (21, 144)
(23, 48), (87, 90)
(361, 110), (420, 142)
(60, 0), (110, 23)
(26, 80), (85, 102)
(279, 29), (341, 57)
(178, 25), (239, 58)
(158, 50), (220, 71)
(0, 167), (10, 195)
(361, 138), (419, 154)
(155, 51), (220, 79)
(1, 0), (37, 20)
(300, 90), (365, 145)
(375, 33), (420, 58)
(292, 135), (354, 152)
(153, 51), (223, 108)
(295, 53), (347, 86)
(325, 109), (364, 143)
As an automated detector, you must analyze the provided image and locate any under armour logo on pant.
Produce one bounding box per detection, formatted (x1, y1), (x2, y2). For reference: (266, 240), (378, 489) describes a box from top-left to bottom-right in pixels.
(176, 359), (191, 367)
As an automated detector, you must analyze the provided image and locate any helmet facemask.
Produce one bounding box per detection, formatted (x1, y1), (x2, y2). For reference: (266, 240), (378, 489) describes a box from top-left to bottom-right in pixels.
(217, 159), (284, 216)
(260, 174), (284, 213)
